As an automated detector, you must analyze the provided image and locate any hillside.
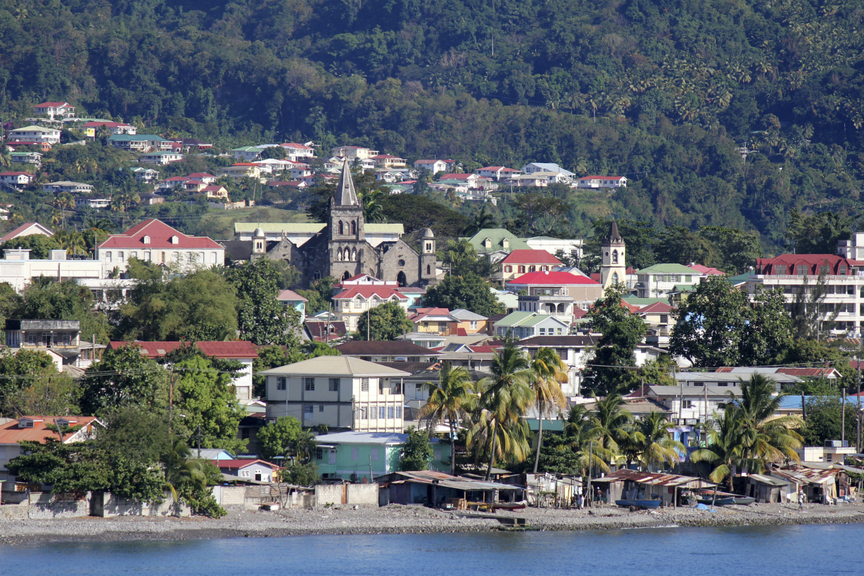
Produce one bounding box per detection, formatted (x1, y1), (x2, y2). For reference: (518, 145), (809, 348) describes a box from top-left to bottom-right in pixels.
(3, 0), (864, 247)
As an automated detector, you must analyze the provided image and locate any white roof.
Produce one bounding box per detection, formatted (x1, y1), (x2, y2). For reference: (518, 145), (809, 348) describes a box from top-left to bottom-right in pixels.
(259, 355), (411, 377)
(449, 309), (488, 321)
(316, 431), (409, 445)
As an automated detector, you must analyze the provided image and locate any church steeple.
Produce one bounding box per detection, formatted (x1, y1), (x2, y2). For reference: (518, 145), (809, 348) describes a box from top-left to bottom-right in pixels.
(600, 220), (626, 290)
(336, 159), (359, 206)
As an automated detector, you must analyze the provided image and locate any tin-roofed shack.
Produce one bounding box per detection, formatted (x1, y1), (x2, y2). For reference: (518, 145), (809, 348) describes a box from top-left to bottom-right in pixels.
(591, 469), (715, 507)
(376, 471), (524, 510)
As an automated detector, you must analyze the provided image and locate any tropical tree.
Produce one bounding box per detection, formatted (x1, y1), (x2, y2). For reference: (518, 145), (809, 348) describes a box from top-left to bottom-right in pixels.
(690, 409), (746, 490)
(468, 345), (533, 480)
(733, 374), (804, 470)
(561, 404), (615, 476)
(589, 393), (633, 456)
(632, 412), (685, 471)
(419, 362), (476, 475)
(528, 348), (568, 474)
(161, 435), (207, 501)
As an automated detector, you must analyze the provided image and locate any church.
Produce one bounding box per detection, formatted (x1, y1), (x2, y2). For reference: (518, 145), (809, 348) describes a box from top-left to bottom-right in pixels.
(248, 160), (438, 288)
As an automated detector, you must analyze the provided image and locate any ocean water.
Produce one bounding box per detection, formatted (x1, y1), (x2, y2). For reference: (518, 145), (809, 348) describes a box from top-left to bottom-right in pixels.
(1, 523), (862, 576)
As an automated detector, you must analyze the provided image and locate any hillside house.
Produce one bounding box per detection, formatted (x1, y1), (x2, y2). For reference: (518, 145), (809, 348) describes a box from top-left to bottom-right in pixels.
(33, 101), (76, 119)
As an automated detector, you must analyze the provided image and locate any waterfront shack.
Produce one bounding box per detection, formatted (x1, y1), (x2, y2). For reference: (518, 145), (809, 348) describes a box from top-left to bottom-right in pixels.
(376, 470), (523, 509)
(591, 469), (714, 507)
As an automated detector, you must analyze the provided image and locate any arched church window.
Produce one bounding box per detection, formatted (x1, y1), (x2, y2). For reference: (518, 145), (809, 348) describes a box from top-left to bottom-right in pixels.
(351, 248), (357, 261)
(426, 264), (431, 275)
(612, 250), (618, 264)
(612, 272), (619, 284)
(398, 259), (405, 267)
(339, 221), (344, 235)
(336, 249), (343, 261)
(351, 221), (357, 235)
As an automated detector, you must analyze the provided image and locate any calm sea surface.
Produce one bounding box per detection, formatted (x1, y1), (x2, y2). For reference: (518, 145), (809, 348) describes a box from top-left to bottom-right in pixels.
(2, 523), (863, 575)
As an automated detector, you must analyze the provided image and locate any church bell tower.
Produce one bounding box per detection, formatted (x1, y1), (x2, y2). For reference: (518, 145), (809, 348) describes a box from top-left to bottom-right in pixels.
(600, 221), (626, 290)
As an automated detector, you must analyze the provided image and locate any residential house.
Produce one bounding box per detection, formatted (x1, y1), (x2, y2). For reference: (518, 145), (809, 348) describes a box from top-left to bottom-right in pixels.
(0, 172), (34, 187)
(635, 263), (703, 298)
(475, 166), (520, 181)
(439, 173), (489, 187)
(217, 164), (264, 181)
(280, 142), (316, 162)
(83, 121), (137, 138)
(96, 218), (225, 271)
(797, 443), (856, 465)
(410, 307), (458, 335)
(305, 319), (348, 343)
(9, 151), (42, 167)
(262, 356), (410, 432)
(517, 334), (598, 396)
(33, 101), (76, 119)
(8, 125), (60, 145)
(178, 138), (213, 151)
(0, 416), (101, 482)
(508, 270), (603, 317)
(75, 196), (111, 209)
(139, 193), (164, 206)
(42, 181), (94, 194)
(500, 249), (563, 283)
(413, 159), (449, 174)
(187, 173), (217, 184)
(231, 146), (263, 161)
(520, 163), (575, 177)
(139, 151), (184, 165)
(214, 459), (280, 482)
(333, 285), (409, 332)
(638, 301), (676, 345)
(449, 309), (489, 335)
(631, 384), (743, 426)
(4, 318), (103, 368)
(371, 154), (407, 168)
(493, 311), (571, 339)
(107, 340), (259, 401)
(0, 222), (53, 244)
(525, 236), (584, 260)
(689, 264), (725, 276)
(377, 470), (523, 507)
(131, 167), (159, 182)
(576, 175), (628, 189)
(331, 145), (379, 160)
(314, 432), (450, 481)
(0, 248), (110, 295)
(333, 340), (441, 364)
(277, 289), (308, 323)
(465, 228), (530, 260)
(201, 185), (229, 200)
(108, 134), (169, 152)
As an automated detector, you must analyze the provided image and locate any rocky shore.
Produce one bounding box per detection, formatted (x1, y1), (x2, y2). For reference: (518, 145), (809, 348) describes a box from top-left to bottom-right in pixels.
(2, 502), (863, 546)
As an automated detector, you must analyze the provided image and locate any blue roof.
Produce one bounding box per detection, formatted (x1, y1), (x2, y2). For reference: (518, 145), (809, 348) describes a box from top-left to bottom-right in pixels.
(778, 395), (860, 409)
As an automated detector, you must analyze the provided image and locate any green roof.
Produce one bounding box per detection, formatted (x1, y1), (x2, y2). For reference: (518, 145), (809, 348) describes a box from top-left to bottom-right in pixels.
(728, 273), (753, 285)
(521, 315), (568, 327)
(637, 263), (700, 274)
(11, 125), (57, 132)
(673, 284), (697, 292)
(365, 224), (404, 234)
(465, 228), (530, 254)
(494, 311), (535, 327)
(622, 296), (669, 306)
(108, 134), (166, 142)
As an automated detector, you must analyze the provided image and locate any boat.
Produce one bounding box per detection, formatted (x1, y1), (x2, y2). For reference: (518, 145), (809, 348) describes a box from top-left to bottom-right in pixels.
(695, 491), (756, 506)
(491, 502), (527, 511)
(615, 499), (662, 510)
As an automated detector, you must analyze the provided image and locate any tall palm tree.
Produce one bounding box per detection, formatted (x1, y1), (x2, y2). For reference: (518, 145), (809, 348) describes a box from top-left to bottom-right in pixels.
(633, 412), (686, 471)
(590, 393), (633, 455)
(529, 347), (568, 474)
(734, 374), (803, 471)
(419, 362), (476, 475)
(563, 404), (615, 476)
(690, 409), (745, 491)
(161, 436), (206, 500)
(468, 345), (533, 480)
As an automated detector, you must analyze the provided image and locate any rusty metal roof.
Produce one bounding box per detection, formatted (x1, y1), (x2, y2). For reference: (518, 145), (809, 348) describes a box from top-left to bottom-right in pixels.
(384, 470), (522, 492)
(591, 468), (715, 488)
(770, 466), (837, 485)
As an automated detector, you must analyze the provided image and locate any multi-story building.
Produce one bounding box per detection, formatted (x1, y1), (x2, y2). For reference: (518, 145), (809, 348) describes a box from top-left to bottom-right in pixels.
(8, 125), (60, 145)
(331, 145), (379, 160)
(332, 285), (409, 332)
(33, 101), (76, 118)
(500, 249), (563, 283)
(635, 263), (703, 298)
(507, 270), (603, 315)
(42, 181), (94, 194)
(262, 356), (410, 432)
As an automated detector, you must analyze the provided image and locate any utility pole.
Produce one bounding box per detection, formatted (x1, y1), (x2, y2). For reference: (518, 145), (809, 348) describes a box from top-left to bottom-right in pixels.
(367, 308), (370, 341)
(857, 357), (862, 452)
(168, 366), (174, 436)
(842, 387), (846, 445)
(586, 441), (593, 508)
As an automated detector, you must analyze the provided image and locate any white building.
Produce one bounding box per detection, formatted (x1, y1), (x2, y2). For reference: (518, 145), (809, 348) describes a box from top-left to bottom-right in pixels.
(42, 181), (94, 194)
(96, 218), (225, 272)
(576, 175), (627, 189)
(262, 356), (410, 432)
(33, 101), (76, 119)
(332, 285), (409, 332)
(635, 263), (703, 298)
(8, 125), (60, 145)
(139, 151), (184, 165)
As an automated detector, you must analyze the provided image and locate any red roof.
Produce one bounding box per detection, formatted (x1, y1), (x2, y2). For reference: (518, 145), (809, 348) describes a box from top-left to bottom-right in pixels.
(83, 121), (131, 128)
(97, 219), (222, 250)
(109, 340), (259, 359)
(410, 307), (453, 321)
(35, 102), (72, 108)
(0, 416), (99, 445)
(507, 271), (600, 286)
(187, 173), (215, 178)
(440, 173), (474, 180)
(0, 171), (32, 177)
(756, 254), (863, 275)
(638, 302), (674, 314)
(282, 142), (313, 149)
(277, 289), (308, 302)
(0, 222), (52, 243)
(333, 286), (408, 300)
(689, 264), (724, 276)
(501, 250), (563, 265)
(573, 308), (588, 319)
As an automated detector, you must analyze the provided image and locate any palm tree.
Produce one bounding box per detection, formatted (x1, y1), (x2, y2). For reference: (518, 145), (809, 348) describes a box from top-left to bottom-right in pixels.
(418, 363), (476, 475)
(590, 393), (633, 455)
(359, 190), (386, 223)
(734, 374), (803, 471)
(690, 409), (745, 491)
(563, 404), (615, 476)
(633, 412), (686, 471)
(161, 436), (206, 501)
(468, 345), (533, 480)
(528, 347), (568, 474)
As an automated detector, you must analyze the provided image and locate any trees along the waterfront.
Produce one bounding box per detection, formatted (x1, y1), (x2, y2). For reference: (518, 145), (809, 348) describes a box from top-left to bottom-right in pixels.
(589, 393), (633, 457)
(528, 347), (568, 474)
(468, 345), (533, 481)
(632, 412), (685, 471)
(419, 363), (476, 475)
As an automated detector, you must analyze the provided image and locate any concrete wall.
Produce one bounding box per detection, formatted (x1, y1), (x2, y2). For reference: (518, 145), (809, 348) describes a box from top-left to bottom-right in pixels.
(315, 483), (378, 508)
(212, 485), (247, 507)
(29, 491), (91, 519)
(90, 491), (190, 517)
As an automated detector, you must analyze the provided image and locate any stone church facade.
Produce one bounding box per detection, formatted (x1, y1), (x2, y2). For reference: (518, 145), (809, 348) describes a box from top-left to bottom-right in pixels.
(252, 160), (437, 288)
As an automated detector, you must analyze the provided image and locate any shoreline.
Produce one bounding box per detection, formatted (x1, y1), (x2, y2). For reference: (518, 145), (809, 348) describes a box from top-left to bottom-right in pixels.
(2, 502), (863, 546)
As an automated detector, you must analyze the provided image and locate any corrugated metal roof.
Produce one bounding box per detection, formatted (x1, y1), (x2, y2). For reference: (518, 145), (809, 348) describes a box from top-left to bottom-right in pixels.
(770, 466), (837, 485)
(748, 474), (791, 487)
(591, 468), (714, 488)
(386, 470), (521, 491)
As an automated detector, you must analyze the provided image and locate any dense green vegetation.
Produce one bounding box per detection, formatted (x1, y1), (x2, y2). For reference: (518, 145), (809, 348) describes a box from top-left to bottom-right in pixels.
(3, 1), (864, 249)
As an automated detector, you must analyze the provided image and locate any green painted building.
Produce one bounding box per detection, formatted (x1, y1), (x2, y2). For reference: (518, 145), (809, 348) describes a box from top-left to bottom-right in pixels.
(314, 431), (451, 482)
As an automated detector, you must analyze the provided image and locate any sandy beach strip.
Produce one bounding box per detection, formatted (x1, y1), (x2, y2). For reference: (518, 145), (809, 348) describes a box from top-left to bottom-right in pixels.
(2, 502), (864, 546)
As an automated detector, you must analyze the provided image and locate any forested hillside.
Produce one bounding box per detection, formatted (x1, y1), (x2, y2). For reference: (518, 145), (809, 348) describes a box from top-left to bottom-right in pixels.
(3, 0), (864, 247)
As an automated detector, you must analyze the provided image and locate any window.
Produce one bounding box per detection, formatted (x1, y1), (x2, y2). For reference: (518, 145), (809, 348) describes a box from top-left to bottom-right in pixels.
(387, 406), (395, 419)
(351, 447), (359, 460)
(276, 377), (287, 391)
(319, 404), (324, 412)
(172, 251), (179, 262)
(518, 265), (526, 273)
(379, 406), (386, 419)
(840, 265), (848, 275)
(329, 378), (340, 392)
(362, 378), (370, 392)
(316, 448), (324, 460)
(354, 298), (363, 309)
(371, 448), (379, 461)
(304, 378), (315, 391)
(130, 251), (138, 259)
(360, 406), (368, 419)
(539, 328), (546, 335)
(105, 251), (112, 262)
(144, 250), (151, 261)
(396, 406), (402, 418)
(143, 235), (151, 245)
(682, 400), (693, 409)
(470, 321), (478, 330)
(379, 379), (387, 394)
(303, 405), (313, 418)
(504, 265), (512, 273)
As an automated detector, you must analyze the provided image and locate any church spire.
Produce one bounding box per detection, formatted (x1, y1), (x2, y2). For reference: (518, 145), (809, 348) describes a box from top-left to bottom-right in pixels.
(337, 159), (360, 206)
